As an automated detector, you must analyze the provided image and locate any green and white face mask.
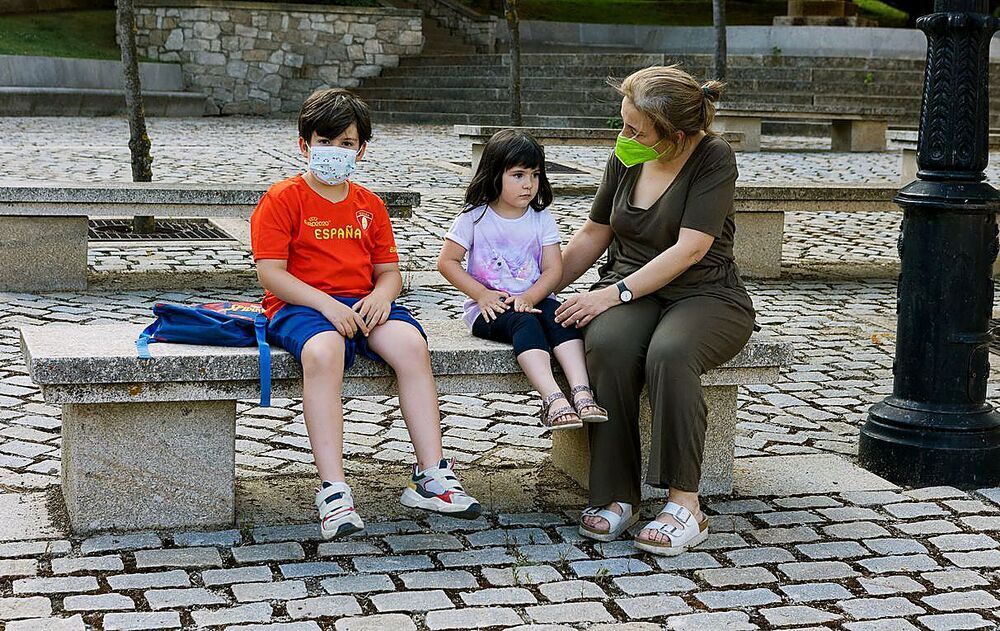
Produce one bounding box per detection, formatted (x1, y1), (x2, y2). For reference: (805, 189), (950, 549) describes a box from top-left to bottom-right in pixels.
(614, 132), (670, 168)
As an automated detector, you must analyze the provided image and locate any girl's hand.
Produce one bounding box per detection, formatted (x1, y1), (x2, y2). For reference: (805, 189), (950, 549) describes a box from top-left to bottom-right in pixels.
(322, 299), (370, 338)
(505, 295), (542, 313)
(476, 289), (510, 322)
(554, 286), (619, 328)
(353, 291), (392, 329)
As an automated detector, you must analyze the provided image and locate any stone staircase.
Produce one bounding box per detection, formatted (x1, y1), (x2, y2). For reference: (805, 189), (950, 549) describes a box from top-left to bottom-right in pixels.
(0, 54), (208, 117)
(358, 51), (1000, 130)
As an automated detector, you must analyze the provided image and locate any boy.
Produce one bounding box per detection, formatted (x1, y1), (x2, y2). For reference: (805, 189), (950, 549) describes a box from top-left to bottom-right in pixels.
(251, 88), (481, 539)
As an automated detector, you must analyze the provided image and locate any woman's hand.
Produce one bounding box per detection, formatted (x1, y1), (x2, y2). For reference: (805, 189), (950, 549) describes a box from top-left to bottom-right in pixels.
(555, 286), (619, 328)
(476, 289), (511, 322)
(352, 291), (392, 329)
(505, 295), (542, 314)
(322, 299), (370, 338)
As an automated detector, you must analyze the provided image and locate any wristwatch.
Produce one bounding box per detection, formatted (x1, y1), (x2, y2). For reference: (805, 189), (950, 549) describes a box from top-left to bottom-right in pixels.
(616, 280), (633, 303)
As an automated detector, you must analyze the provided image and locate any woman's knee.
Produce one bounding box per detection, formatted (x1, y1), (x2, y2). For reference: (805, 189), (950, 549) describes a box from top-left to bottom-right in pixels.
(645, 335), (700, 377)
(300, 332), (346, 376)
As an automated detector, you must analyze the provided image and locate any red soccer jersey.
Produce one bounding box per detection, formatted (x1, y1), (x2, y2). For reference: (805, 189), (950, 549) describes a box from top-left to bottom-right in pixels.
(250, 175), (399, 319)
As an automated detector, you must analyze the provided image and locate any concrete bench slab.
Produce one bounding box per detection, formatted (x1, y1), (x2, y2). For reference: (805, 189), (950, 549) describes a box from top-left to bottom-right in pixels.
(0, 184), (420, 292)
(453, 125), (745, 174)
(20, 320), (791, 533)
(733, 183), (898, 278)
(715, 103), (899, 152)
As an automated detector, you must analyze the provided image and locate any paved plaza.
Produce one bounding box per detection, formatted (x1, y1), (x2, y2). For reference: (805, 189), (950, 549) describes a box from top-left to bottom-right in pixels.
(2, 117), (1000, 630)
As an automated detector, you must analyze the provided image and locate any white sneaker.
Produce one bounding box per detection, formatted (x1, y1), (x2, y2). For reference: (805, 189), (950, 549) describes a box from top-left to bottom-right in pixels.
(400, 458), (481, 519)
(315, 481), (364, 539)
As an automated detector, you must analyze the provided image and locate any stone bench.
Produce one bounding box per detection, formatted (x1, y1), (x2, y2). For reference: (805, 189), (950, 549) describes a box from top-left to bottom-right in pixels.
(0, 184), (420, 292)
(889, 132), (1000, 184)
(453, 125), (746, 174)
(733, 183), (899, 278)
(715, 103), (899, 152)
(20, 320), (791, 533)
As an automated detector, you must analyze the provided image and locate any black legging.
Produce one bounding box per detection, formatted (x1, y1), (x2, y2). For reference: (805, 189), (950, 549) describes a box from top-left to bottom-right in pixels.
(472, 297), (581, 356)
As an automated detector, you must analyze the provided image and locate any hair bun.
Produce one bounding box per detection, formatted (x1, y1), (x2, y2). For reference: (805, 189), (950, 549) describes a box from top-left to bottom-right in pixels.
(701, 81), (723, 103)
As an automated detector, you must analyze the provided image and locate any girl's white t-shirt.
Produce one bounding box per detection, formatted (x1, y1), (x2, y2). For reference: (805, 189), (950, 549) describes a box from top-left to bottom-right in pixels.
(445, 204), (562, 329)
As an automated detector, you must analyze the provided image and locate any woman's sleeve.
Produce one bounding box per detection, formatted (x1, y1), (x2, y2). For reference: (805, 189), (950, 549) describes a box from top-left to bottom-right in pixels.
(588, 154), (624, 225)
(679, 143), (738, 238)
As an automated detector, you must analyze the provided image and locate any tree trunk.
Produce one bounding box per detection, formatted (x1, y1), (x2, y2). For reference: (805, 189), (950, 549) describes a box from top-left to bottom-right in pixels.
(504, 0), (522, 126)
(713, 0), (727, 80)
(117, 0), (155, 234)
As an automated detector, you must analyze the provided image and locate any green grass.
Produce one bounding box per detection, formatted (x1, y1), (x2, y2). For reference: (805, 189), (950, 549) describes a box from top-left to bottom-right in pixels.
(463, 0), (910, 27)
(854, 0), (908, 27)
(0, 10), (119, 59)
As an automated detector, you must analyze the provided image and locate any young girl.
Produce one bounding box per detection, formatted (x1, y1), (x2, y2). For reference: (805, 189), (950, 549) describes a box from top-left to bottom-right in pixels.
(438, 129), (607, 430)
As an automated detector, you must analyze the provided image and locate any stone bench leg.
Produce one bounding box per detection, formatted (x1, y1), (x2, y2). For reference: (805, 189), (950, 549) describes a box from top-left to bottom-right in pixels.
(714, 116), (761, 152)
(900, 147), (917, 184)
(0, 215), (87, 291)
(831, 120), (887, 152)
(62, 400), (235, 533)
(733, 211), (784, 279)
(470, 142), (485, 179)
(549, 384), (738, 497)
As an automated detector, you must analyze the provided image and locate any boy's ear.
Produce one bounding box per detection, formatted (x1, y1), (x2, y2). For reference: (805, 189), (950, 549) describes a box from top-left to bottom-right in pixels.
(356, 142), (367, 162)
(298, 136), (310, 159)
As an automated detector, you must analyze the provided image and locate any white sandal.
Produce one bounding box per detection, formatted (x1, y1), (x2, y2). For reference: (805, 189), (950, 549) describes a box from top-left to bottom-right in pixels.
(579, 502), (639, 542)
(633, 501), (709, 556)
(315, 481), (364, 540)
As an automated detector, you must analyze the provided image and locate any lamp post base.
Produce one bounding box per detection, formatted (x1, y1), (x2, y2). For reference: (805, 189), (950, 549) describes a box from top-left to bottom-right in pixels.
(860, 398), (1000, 488)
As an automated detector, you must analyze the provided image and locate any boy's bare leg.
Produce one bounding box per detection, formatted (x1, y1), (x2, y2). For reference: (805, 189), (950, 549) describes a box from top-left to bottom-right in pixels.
(366, 321), (443, 470)
(300, 331), (347, 482)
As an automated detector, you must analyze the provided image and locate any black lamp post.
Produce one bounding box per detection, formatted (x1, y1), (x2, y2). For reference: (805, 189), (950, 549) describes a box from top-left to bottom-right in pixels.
(859, 0), (1000, 487)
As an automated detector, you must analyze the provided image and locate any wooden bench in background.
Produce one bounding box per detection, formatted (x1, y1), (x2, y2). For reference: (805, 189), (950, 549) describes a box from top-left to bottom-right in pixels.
(20, 320), (792, 533)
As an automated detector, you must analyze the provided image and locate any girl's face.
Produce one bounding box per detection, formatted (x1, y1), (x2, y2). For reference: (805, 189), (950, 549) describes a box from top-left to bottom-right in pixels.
(499, 164), (540, 211)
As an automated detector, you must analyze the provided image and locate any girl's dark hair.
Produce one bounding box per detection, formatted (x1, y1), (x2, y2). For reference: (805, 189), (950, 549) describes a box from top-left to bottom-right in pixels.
(298, 88), (373, 145)
(464, 129), (553, 212)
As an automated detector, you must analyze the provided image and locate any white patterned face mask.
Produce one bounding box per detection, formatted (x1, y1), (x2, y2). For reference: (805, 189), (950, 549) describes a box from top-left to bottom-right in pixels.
(308, 145), (358, 185)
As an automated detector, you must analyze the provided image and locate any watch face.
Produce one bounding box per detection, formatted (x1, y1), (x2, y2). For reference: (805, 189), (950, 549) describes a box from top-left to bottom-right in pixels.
(621, 290), (633, 302)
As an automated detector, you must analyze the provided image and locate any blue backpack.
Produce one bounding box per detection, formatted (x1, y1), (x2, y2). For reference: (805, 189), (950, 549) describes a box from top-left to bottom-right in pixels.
(136, 301), (272, 406)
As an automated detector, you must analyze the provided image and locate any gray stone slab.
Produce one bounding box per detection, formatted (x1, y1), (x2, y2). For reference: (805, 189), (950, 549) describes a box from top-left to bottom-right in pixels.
(80, 533), (161, 555)
(12, 576), (98, 595)
(134, 547), (223, 569)
(191, 603), (272, 627)
(51, 555), (125, 574)
(107, 570), (191, 591)
(61, 400), (235, 533)
(6, 616), (85, 631)
(334, 614), (416, 631)
(0, 216), (87, 291)
(103, 612), (182, 630)
(286, 595), (362, 619)
(145, 587), (225, 609)
(321, 574), (395, 595)
(0, 596), (51, 620)
(425, 607), (524, 630)
(232, 580), (306, 603)
(21, 323), (789, 404)
(370, 589), (454, 612)
(0, 493), (62, 543)
(734, 454), (897, 496)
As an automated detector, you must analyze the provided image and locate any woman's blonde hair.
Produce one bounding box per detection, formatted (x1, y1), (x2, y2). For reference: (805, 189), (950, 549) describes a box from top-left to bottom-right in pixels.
(609, 65), (724, 144)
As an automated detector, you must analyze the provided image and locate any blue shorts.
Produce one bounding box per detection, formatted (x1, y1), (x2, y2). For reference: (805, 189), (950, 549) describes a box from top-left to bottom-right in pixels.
(267, 297), (425, 369)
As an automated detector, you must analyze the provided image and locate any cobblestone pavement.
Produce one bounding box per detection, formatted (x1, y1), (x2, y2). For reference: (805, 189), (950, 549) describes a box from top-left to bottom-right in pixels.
(3, 118), (1000, 630)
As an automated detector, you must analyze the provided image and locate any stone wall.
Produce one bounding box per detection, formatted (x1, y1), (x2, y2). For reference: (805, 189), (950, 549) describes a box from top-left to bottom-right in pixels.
(135, 0), (423, 115)
(406, 0), (498, 53)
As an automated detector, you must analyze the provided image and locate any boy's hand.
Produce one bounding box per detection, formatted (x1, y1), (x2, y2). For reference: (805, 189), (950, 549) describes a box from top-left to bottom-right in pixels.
(476, 289), (510, 323)
(505, 295), (542, 314)
(321, 299), (369, 338)
(353, 292), (392, 329)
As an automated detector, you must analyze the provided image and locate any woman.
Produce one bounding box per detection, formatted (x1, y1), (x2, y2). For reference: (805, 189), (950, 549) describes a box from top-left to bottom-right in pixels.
(554, 65), (755, 555)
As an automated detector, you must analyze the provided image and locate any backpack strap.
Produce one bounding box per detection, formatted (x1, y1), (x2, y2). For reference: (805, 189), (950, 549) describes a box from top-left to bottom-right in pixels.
(254, 314), (272, 407)
(136, 321), (158, 359)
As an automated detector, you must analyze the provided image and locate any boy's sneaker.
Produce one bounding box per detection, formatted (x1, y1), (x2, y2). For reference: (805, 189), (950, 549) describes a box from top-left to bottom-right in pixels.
(400, 458), (482, 519)
(315, 480), (365, 539)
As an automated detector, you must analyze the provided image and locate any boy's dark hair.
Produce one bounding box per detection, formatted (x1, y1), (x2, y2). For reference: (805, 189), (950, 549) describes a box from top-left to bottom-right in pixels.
(464, 129), (553, 212)
(298, 88), (373, 145)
